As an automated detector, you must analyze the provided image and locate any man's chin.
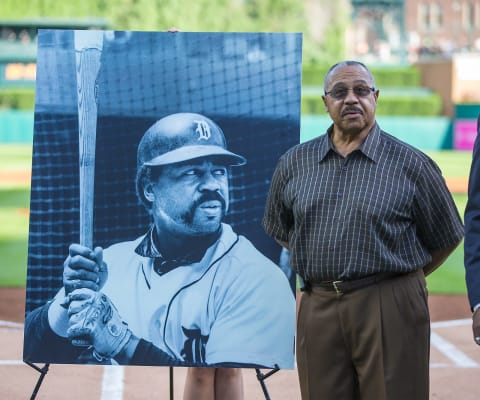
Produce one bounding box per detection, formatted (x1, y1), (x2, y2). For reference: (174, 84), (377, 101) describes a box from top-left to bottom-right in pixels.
(188, 217), (223, 235)
(340, 120), (369, 136)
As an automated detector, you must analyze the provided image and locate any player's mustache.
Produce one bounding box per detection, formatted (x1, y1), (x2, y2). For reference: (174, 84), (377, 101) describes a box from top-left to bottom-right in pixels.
(182, 191), (226, 225)
(193, 191), (226, 210)
(342, 106), (363, 116)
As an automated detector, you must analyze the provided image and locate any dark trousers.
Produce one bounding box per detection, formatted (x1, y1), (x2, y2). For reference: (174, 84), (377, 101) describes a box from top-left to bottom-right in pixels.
(296, 269), (430, 400)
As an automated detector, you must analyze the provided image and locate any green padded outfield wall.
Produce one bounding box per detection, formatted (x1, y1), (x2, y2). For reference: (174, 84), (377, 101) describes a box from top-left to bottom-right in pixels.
(0, 110), (34, 142)
(301, 115), (453, 150)
(0, 112), (458, 151)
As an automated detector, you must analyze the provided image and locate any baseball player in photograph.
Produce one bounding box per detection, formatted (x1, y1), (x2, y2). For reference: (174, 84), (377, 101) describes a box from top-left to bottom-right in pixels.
(24, 112), (295, 369)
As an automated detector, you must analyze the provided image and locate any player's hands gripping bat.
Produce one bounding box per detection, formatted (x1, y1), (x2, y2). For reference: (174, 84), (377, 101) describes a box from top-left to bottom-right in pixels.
(62, 244), (108, 297)
(67, 288), (132, 360)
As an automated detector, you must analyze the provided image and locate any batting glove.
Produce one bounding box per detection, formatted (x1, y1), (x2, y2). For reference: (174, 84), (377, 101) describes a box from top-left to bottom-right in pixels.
(66, 288), (131, 360)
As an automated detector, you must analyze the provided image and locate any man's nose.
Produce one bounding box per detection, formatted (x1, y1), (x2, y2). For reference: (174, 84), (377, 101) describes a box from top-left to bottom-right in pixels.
(198, 172), (221, 191)
(344, 89), (359, 103)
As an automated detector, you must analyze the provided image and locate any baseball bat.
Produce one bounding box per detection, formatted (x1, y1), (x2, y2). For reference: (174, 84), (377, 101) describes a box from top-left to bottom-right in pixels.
(75, 30), (103, 249)
(73, 30), (104, 346)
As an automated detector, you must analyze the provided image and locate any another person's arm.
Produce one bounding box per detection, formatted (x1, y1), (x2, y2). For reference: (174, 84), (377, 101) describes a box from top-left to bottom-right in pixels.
(464, 114), (480, 344)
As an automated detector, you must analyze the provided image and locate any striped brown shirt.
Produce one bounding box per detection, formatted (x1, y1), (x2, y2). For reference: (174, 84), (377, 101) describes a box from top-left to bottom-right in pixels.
(263, 123), (464, 282)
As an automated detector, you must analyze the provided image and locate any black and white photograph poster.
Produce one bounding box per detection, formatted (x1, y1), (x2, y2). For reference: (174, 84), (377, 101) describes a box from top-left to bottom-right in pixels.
(23, 30), (302, 369)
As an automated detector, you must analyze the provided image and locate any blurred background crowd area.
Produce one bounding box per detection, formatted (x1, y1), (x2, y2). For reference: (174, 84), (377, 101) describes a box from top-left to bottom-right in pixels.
(1, 0), (480, 148)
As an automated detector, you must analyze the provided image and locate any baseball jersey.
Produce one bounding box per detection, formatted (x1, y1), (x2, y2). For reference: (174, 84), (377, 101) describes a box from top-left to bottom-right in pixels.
(101, 223), (295, 368)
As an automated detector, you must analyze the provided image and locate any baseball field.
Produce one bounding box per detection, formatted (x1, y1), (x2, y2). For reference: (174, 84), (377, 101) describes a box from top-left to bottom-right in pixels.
(0, 143), (479, 399)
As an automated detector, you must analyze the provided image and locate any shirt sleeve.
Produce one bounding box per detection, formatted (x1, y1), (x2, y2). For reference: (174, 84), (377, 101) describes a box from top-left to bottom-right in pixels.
(412, 156), (464, 251)
(24, 303), (84, 363)
(204, 258), (296, 369)
(262, 154), (294, 243)
(465, 114), (480, 310)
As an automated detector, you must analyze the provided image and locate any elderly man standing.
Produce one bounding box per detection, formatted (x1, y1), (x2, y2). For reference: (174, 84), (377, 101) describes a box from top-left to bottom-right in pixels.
(263, 61), (463, 400)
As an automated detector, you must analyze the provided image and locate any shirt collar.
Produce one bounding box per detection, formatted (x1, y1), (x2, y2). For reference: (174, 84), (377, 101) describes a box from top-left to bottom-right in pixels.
(359, 122), (381, 163)
(319, 121), (381, 163)
(135, 225), (161, 258)
(135, 225), (222, 276)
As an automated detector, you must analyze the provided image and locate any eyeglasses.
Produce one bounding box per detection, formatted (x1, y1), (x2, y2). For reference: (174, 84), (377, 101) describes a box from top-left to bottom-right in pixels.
(324, 86), (375, 100)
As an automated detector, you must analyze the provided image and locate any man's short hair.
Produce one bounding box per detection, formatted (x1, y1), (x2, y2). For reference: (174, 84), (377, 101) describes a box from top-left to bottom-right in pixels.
(323, 60), (375, 91)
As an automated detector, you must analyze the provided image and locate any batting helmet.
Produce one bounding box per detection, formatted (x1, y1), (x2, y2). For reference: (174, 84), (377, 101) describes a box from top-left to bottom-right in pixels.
(137, 112), (246, 168)
(136, 112), (246, 208)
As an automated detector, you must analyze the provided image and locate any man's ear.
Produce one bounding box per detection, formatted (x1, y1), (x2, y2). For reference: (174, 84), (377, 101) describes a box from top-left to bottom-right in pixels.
(322, 95), (329, 112)
(143, 181), (155, 203)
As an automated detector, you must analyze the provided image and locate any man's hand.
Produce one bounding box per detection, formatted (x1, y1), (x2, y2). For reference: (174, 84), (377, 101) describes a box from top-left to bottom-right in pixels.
(63, 244), (108, 296)
(67, 288), (131, 359)
(473, 308), (480, 345)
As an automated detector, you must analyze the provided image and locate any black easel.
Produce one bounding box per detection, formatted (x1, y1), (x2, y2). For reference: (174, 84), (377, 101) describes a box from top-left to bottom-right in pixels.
(256, 365), (280, 400)
(26, 361), (175, 400)
(26, 362), (278, 399)
(25, 361), (50, 400)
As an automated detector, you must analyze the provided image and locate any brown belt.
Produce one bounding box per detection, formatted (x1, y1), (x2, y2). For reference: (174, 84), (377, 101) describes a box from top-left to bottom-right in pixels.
(306, 272), (409, 295)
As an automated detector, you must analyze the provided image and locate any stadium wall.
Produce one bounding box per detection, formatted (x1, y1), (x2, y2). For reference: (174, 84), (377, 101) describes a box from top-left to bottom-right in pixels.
(0, 110), (33, 142)
(0, 111), (471, 151)
(301, 115), (453, 150)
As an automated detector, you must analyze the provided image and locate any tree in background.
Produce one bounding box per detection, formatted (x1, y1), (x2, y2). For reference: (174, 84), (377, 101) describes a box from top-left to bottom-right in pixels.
(304, 0), (350, 64)
(0, 0), (349, 65)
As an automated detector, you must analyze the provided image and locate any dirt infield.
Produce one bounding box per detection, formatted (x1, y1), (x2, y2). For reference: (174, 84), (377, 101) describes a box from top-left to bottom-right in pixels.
(0, 170), (31, 186)
(445, 177), (468, 194)
(1, 288), (479, 399)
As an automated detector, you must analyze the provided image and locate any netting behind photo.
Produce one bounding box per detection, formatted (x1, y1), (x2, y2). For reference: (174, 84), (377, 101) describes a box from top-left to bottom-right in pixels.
(26, 30), (302, 313)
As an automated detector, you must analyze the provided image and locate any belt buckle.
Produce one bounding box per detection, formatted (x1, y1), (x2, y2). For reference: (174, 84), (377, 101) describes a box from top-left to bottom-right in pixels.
(332, 280), (343, 294)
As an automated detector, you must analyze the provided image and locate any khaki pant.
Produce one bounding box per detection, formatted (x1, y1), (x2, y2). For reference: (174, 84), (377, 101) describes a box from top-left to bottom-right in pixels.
(296, 270), (430, 400)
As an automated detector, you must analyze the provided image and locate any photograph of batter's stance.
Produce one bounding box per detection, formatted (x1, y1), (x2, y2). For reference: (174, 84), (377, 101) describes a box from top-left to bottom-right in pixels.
(24, 112), (295, 369)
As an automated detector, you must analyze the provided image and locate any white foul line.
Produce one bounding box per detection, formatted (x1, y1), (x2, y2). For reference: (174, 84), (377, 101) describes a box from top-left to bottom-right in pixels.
(0, 320), (24, 329)
(101, 365), (124, 400)
(430, 331), (479, 368)
(431, 318), (471, 328)
(0, 360), (24, 365)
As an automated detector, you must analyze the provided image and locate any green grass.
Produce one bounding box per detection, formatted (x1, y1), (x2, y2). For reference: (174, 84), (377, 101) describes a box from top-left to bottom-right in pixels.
(0, 145), (473, 294)
(426, 241), (466, 294)
(0, 144), (32, 286)
(422, 151), (469, 294)
(0, 143), (32, 170)
(425, 150), (472, 178)
(0, 187), (30, 286)
(0, 239), (28, 286)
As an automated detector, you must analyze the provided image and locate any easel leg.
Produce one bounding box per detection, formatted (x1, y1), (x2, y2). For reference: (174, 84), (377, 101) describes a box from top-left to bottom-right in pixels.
(169, 366), (174, 400)
(25, 361), (50, 400)
(255, 365), (280, 400)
